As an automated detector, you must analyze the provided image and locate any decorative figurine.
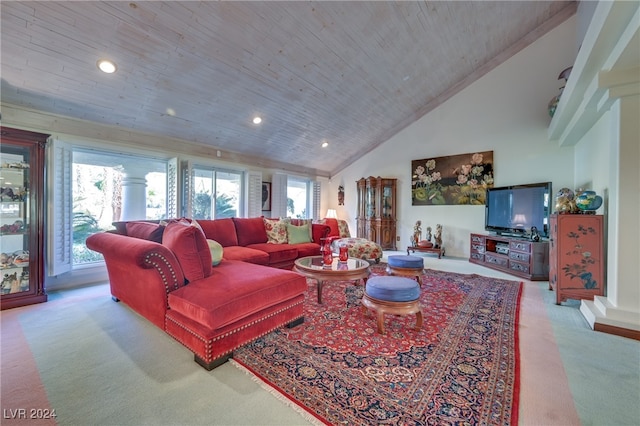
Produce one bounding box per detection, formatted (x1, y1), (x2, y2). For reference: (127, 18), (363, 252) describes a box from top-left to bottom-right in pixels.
(531, 226), (541, 242)
(412, 220), (422, 247)
(433, 224), (442, 248)
(425, 226), (432, 242)
(555, 187), (577, 214)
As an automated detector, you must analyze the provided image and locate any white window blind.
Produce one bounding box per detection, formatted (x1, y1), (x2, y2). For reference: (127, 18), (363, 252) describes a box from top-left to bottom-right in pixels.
(167, 157), (179, 219)
(271, 173), (288, 218)
(246, 171), (262, 217)
(180, 160), (194, 218)
(312, 181), (321, 220)
(47, 138), (73, 276)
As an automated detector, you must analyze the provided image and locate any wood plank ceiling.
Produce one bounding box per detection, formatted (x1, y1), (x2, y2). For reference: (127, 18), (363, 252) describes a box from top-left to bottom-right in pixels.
(0, 1), (575, 177)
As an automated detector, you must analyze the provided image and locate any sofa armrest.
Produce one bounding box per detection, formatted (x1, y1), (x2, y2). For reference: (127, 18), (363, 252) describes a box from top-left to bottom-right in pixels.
(311, 224), (330, 244)
(86, 232), (185, 329)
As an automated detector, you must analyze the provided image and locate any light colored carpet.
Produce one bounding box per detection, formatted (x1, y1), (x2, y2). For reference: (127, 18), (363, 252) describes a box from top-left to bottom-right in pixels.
(518, 282), (580, 425)
(4, 285), (309, 425)
(0, 308), (56, 426)
(1, 255), (638, 425)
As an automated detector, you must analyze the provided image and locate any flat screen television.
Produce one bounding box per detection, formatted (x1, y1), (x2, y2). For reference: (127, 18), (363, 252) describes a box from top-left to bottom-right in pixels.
(484, 182), (552, 239)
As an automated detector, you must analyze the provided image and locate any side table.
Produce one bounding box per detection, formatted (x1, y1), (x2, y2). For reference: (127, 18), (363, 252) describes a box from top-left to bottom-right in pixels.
(407, 245), (444, 258)
(293, 256), (370, 304)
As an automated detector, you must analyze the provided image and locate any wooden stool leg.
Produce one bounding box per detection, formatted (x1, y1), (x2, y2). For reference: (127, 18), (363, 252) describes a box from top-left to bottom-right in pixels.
(362, 305), (370, 317)
(414, 310), (423, 331)
(376, 312), (386, 334)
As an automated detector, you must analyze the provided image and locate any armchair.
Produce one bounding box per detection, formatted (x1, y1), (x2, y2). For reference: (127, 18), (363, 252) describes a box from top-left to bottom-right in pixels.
(318, 218), (383, 263)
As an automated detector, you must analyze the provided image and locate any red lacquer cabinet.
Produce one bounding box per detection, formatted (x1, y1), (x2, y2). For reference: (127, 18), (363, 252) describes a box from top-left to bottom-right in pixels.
(549, 214), (604, 305)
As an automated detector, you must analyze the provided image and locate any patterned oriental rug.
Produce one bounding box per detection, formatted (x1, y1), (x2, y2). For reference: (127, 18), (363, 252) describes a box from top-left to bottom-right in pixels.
(233, 266), (522, 425)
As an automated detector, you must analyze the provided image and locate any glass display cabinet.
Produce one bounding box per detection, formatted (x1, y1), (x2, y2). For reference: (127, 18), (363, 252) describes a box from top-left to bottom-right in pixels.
(1, 127), (48, 310)
(356, 176), (397, 250)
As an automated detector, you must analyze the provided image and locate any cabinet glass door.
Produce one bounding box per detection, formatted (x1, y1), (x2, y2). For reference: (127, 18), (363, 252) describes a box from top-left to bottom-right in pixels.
(382, 185), (393, 218)
(366, 186), (375, 218)
(0, 146), (31, 296)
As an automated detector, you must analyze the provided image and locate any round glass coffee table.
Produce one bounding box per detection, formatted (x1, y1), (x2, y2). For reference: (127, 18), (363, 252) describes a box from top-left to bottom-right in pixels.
(293, 256), (371, 304)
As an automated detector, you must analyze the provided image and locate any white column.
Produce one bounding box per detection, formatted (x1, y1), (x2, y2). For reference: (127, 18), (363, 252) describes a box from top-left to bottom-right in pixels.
(581, 94), (640, 334)
(120, 169), (148, 221)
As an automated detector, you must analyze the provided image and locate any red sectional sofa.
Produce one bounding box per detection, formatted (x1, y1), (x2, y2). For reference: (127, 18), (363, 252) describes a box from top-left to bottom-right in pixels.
(86, 217), (330, 370)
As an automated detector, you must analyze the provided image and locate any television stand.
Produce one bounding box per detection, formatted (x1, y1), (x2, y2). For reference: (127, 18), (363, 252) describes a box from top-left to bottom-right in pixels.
(469, 233), (549, 281)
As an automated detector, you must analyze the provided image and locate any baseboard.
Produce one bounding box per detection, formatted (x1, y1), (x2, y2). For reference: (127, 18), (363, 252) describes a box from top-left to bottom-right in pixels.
(594, 322), (640, 341)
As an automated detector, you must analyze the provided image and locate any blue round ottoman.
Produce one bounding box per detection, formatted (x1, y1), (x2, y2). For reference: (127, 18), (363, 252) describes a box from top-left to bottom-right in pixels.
(386, 255), (425, 286)
(361, 276), (423, 335)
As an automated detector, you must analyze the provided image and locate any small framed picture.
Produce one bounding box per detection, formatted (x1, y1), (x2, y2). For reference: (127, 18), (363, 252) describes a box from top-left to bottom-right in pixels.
(261, 182), (271, 211)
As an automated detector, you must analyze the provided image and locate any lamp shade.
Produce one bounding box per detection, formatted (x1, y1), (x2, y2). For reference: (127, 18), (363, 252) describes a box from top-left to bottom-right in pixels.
(512, 214), (527, 226)
(326, 209), (337, 219)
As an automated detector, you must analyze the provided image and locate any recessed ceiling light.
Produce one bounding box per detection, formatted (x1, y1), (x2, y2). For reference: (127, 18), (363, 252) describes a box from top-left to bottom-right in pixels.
(252, 116), (262, 124)
(97, 59), (117, 73)
(321, 141), (329, 148)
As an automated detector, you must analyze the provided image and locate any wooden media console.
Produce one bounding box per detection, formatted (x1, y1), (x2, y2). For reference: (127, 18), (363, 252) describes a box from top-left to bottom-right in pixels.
(469, 233), (549, 281)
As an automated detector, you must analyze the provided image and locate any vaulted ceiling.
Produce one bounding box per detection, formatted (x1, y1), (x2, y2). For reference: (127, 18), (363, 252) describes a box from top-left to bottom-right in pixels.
(1, 1), (576, 177)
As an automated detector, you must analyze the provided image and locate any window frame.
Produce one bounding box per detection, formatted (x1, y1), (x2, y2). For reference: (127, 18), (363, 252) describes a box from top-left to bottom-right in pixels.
(48, 139), (177, 274)
(182, 162), (245, 219)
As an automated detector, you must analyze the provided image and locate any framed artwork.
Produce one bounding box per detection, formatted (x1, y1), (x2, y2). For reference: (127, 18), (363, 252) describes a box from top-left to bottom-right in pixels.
(411, 151), (494, 205)
(261, 182), (271, 211)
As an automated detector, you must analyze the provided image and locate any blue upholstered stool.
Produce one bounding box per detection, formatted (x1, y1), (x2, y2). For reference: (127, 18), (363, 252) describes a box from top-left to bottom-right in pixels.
(361, 276), (423, 335)
(386, 255), (425, 286)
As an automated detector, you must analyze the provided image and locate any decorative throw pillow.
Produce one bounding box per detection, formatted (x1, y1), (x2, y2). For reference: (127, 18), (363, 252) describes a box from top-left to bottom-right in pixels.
(323, 218), (340, 237)
(337, 220), (351, 238)
(162, 221), (212, 283)
(290, 218), (314, 240)
(191, 218), (204, 233)
(125, 221), (164, 243)
(263, 218), (288, 244)
(197, 218), (239, 247)
(207, 239), (224, 266)
(287, 223), (312, 244)
(232, 217), (268, 246)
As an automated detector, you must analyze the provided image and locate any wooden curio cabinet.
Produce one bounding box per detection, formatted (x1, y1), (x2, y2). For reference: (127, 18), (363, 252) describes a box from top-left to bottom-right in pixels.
(1, 127), (49, 310)
(549, 214), (605, 305)
(356, 177), (397, 250)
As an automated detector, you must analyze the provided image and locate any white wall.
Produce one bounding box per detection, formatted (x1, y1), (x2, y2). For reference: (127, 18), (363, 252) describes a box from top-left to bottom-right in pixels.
(327, 16), (578, 258)
(574, 111), (611, 207)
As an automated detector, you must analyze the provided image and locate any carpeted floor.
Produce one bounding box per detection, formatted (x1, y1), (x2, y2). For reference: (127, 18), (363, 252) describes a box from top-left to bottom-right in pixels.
(233, 266), (522, 425)
(1, 256), (638, 425)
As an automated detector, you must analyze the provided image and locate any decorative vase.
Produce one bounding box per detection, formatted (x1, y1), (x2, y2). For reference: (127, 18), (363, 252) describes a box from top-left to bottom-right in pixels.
(338, 243), (348, 262)
(548, 87), (564, 118)
(575, 190), (603, 212)
(555, 187), (576, 214)
(322, 238), (333, 265)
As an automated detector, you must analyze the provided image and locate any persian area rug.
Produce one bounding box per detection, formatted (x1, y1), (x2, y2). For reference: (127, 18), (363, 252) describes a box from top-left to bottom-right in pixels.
(233, 266), (522, 425)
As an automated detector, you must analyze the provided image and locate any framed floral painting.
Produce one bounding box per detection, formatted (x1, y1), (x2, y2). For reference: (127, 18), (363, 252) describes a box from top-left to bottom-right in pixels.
(411, 151), (494, 205)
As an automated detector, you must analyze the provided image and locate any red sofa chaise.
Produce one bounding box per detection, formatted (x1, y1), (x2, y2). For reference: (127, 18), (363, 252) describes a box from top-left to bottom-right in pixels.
(86, 217), (329, 370)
